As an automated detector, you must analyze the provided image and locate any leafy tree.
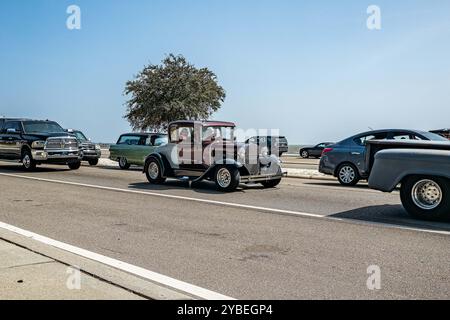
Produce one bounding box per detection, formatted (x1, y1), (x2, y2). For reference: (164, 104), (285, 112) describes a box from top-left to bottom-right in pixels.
(124, 54), (226, 131)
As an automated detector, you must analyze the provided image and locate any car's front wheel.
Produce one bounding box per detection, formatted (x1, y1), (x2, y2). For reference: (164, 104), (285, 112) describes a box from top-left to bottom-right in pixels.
(21, 149), (36, 171)
(214, 165), (240, 192)
(118, 157), (130, 170)
(337, 163), (360, 186)
(88, 159), (99, 166)
(145, 159), (166, 184)
(68, 161), (81, 170)
(400, 176), (450, 221)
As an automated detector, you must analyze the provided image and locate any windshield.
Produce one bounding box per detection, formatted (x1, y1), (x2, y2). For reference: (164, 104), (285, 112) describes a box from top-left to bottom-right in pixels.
(74, 131), (88, 142)
(23, 121), (65, 133)
(202, 126), (234, 141)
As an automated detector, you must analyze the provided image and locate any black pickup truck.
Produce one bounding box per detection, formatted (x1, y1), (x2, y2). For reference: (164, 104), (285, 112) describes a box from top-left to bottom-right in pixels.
(0, 118), (82, 170)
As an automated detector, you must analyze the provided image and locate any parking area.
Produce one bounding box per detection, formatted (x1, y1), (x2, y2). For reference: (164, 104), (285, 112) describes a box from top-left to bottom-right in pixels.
(0, 160), (449, 299)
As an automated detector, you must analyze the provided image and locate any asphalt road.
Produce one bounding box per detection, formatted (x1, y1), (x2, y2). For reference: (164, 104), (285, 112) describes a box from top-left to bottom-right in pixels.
(0, 161), (449, 299)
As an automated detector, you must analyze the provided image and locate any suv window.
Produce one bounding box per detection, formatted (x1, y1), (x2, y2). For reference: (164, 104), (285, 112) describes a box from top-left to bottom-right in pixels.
(354, 132), (388, 146)
(117, 135), (141, 145)
(4, 121), (22, 133)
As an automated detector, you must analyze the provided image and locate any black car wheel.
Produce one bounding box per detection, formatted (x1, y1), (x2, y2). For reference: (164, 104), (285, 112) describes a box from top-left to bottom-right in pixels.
(214, 165), (240, 192)
(145, 159), (166, 184)
(68, 161), (81, 170)
(118, 157), (130, 170)
(21, 149), (36, 171)
(300, 150), (309, 158)
(337, 163), (360, 186)
(88, 159), (99, 166)
(261, 178), (282, 188)
(400, 175), (450, 221)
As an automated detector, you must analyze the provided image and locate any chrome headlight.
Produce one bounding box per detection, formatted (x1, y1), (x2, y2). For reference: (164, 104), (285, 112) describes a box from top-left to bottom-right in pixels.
(31, 141), (45, 149)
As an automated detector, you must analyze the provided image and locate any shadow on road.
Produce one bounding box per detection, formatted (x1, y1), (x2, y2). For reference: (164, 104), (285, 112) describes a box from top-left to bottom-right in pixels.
(330, 205), (450, 232)
(0, 164), (70, 173)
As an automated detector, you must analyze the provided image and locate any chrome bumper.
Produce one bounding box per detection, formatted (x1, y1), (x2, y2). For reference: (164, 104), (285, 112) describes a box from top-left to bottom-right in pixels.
(32, 149), (81, 161)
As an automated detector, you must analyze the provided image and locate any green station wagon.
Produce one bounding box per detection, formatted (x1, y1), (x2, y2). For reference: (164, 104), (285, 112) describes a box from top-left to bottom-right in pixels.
(109, 133), (168, 169)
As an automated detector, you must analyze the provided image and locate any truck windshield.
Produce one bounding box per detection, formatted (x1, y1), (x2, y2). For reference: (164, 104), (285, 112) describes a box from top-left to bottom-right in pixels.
(74, 131), (88, 142)
(23, 121), (65, 133)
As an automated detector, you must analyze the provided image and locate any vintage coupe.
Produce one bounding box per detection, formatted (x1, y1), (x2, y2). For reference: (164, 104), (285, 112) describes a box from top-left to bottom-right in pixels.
(109, 133), (168, 169)
(143, 120), (284, 192)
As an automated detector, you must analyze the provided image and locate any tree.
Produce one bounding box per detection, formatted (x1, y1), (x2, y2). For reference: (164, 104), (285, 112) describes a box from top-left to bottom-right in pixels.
(124, 54), (226, 131)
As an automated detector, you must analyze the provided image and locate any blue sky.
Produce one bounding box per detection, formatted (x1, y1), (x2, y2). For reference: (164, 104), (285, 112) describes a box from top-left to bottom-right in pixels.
(1, 0), (449, 143)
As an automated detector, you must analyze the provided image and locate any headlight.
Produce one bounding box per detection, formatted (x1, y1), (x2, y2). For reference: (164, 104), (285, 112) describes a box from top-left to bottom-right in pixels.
(31, 141), (45, 149)
(95, 144), (101, 150)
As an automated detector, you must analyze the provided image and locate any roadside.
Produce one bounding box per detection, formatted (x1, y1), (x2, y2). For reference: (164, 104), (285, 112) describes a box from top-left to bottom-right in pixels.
(0, 226), (193, 300)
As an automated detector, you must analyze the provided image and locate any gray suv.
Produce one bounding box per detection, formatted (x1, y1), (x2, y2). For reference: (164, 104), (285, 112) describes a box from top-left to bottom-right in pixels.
(319, 129), (448, 186)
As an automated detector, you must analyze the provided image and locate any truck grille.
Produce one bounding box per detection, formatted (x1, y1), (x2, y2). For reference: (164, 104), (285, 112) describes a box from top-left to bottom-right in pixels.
(45, 138), (79, 150)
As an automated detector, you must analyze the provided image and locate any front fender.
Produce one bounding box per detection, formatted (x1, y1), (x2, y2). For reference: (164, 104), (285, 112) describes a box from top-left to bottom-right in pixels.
(368, 149), (450, 192)
(143, 153), (167, 176)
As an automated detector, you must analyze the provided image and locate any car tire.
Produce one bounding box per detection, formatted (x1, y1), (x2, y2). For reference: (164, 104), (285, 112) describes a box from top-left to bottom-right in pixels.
(261, 178), (282, 188)
(88, 159), (99, 166)
(68, 161), (81, 170)
(400, 175), (450, 221)
(214, 165), (240, 192)
(337, 163), (360, 186)
(21, 149), (36, 171)
(118, 157), (130, 170)
(145, 158), (166, 184)
(300, 150), (309, 158)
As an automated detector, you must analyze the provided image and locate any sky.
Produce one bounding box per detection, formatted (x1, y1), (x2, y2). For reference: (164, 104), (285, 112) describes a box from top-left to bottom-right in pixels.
(1, 0), (449, 144)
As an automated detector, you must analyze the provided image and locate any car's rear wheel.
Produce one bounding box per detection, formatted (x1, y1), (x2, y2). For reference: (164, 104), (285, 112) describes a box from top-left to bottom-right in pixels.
(21, 149), (36, 171)
(88, 159), (99, 166)
(118, 157), (130, 170)
(261, 178), (282, 188)
(300, 150), (309, 158)
(68, 161), (81, 170)
(400, 176), (450, 221)
(145, 159), (166, 184)
(214, 165), (240, 192)
(337, 163), (360, 186)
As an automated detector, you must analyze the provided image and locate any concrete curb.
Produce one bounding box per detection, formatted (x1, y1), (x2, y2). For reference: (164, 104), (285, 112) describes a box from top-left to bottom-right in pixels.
(0, 228), (192, 300)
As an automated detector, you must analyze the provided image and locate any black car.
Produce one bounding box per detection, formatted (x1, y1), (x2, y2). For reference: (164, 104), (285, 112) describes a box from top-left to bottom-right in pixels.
(299, 142), (335, 158)
(246, 136), (289, 156)
(0, 118), (81, 170)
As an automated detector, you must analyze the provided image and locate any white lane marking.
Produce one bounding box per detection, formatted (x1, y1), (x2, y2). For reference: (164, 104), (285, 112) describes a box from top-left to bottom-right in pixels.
(0, 221), (234, 300)
(1, 172), (449, 236)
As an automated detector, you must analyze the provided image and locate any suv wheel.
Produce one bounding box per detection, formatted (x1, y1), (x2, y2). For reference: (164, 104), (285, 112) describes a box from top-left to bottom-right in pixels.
(400, 176), (450, 221)
(214, 166), (240, 192)
(337, 163), (360, 186)
(68, 161), (81, 170)
(300, 150), (309, 158)
(119, 157), (130, 170)
(88, 159), (99, 166)
(21, 149), (36, 171)
(145, 159), (166, 184)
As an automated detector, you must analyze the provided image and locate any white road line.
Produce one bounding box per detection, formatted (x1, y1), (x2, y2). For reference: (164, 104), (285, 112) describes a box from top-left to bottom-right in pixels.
(0, 221), (234, 300)
(1, 172), (449, 236)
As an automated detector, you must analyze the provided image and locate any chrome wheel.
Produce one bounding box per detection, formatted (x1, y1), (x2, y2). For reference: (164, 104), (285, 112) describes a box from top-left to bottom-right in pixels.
(216, 168), (232, 188)
(23, 154), (31, 169)
(148, 162), (159, 180)
(301, 151), (309, 158)
(119, 157), (127, 167)
(339, 165), (355, 184)
(412, 179), (442, 210)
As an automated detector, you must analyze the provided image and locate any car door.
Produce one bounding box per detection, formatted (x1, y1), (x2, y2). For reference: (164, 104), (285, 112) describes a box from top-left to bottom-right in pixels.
(351, 132), (388, 176)
(1, 121), (23, 158)
(112, 134), (140, 164)
(133, 135), (155, 166)
(312, 143), (325, 157)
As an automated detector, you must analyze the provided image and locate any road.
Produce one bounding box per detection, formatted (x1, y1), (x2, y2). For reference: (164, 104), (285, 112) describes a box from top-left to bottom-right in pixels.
(0, 161), (449, 299)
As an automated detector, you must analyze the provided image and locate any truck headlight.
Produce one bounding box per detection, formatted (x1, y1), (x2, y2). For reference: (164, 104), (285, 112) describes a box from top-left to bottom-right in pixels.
(31, 141), (45, 149)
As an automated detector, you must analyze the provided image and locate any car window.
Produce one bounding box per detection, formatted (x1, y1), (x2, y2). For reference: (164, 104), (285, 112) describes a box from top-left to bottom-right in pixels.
(317, 143), (326, 148)
(354, 133), (387, 146)
(4, 121), (22, 133)
(170, 126), (193, 143)
(152, 136), (168, 146)
(117, 135), (141, 145)
(391, 133), (411, 140)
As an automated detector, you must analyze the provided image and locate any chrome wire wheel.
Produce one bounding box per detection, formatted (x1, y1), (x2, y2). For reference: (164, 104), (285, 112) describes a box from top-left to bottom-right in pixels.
(411, 179), (442, 210)
(148, 162), (159, 180)
(23, 154), (31, 169)
(339, 165), (355, 184)
(216, 167), (232, 188)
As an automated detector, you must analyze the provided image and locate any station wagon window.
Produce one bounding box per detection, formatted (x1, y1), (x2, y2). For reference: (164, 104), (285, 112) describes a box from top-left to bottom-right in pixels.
(152, 136), (168, 146)
(117, 135), (141, 145)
